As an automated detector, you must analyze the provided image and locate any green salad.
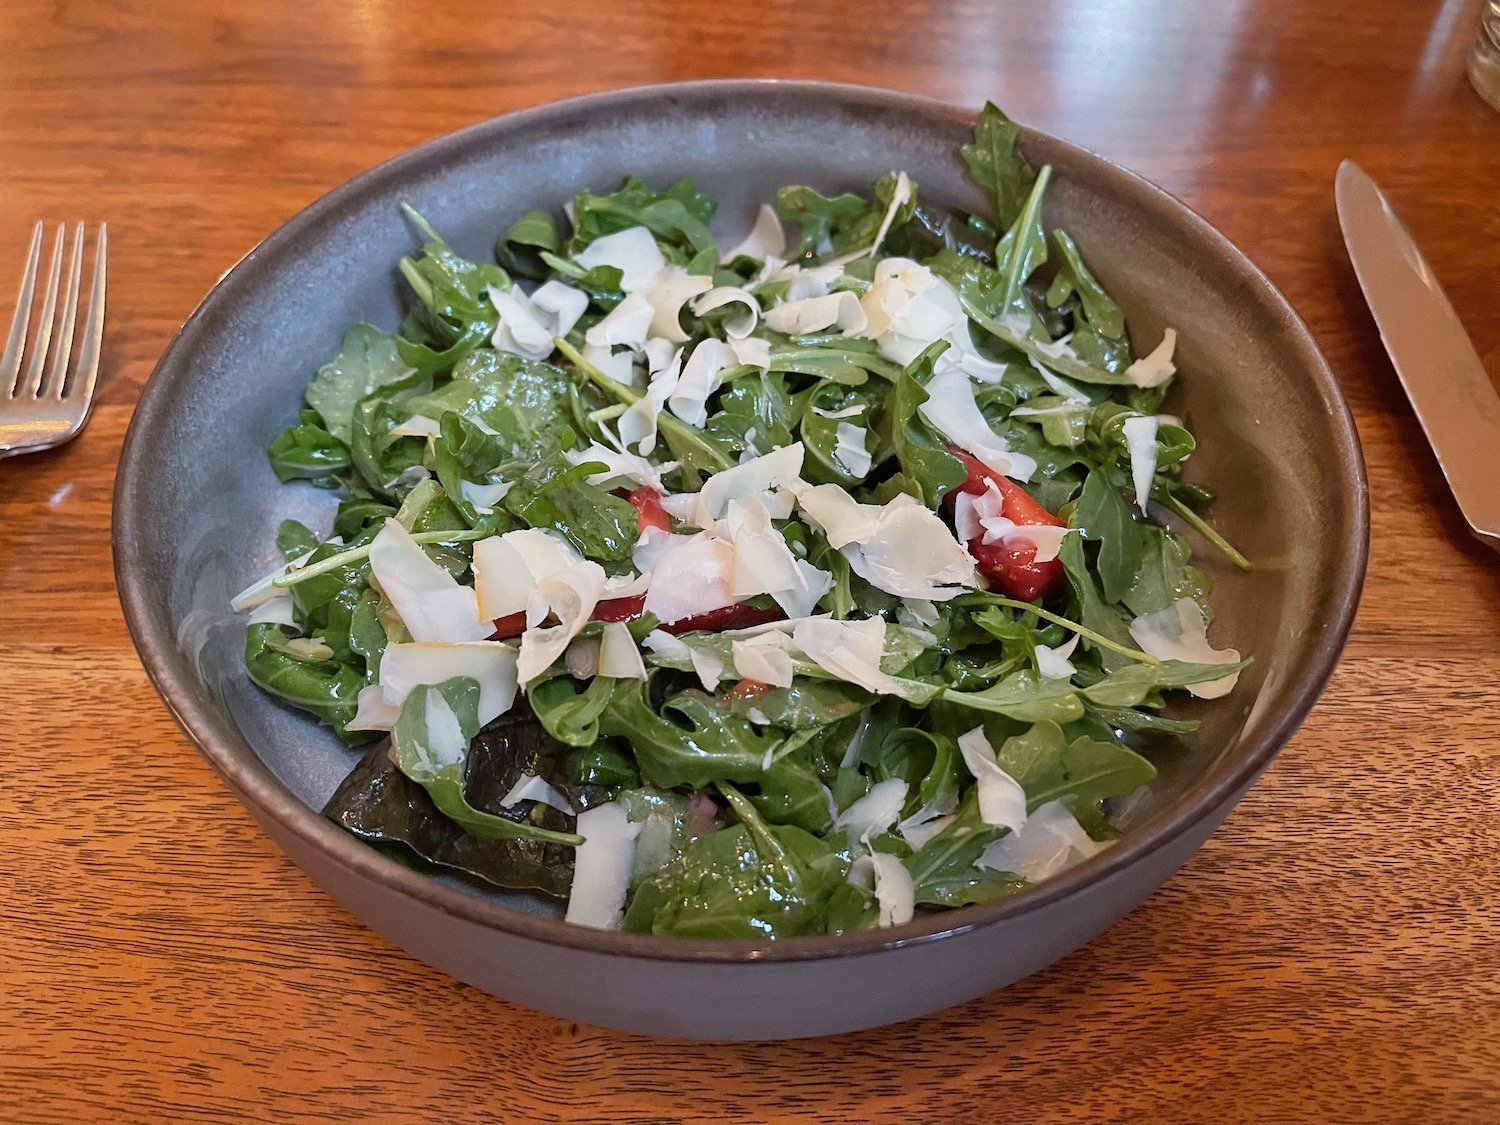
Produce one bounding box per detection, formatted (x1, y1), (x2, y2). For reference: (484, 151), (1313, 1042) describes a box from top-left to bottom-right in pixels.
(234, 103), (1249, 939)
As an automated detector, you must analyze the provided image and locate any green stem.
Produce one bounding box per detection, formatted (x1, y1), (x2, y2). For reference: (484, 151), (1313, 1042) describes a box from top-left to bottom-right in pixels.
(554, 337), (734, 472)
(962, 593), (1160, 665)
(1159, 491), (1252, 571)
(271, 529), (485, 589)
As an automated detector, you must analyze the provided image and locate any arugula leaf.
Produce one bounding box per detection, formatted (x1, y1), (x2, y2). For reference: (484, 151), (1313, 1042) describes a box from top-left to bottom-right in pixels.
(960, 102), (1039, 231)
(1081, 658), (1251, 708)
(1046, 229), (1125, 339)
(991, 164), (1052, 326)
(304, 324), (416, 444)
(1074, 469), (1149, 604)
(599, 678), (780, 790)
(775, 185), (871, 257)
(941, 668), (1085, 724)
(1058, 533), (1137, 672)
(877, 340), (967, 507)
(495, 208), (560, 280)
(571, 175), (717, 257)
(266, 409), (352, 486)
(244, 623), (365, 736)
(389, 677), (583, 847)
(995, 719), (1156, 812)
(529, 674), (616, 747)
(905, 790), (1021, 907)
(502, 456), (639, 562)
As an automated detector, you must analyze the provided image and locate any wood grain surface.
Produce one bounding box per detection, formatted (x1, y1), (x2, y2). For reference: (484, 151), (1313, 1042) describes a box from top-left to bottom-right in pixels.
(3, 0), (1499, 1120)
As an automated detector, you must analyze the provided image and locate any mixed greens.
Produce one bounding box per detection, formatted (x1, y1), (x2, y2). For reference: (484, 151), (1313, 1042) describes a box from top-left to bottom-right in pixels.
(235, 103), (1248, 939)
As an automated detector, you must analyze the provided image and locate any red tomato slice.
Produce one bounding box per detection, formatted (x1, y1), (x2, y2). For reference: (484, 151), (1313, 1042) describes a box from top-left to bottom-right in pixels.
(723, 678), (773, 702)
(626, 486), (672, 535)
(946, 448), (1067, 602)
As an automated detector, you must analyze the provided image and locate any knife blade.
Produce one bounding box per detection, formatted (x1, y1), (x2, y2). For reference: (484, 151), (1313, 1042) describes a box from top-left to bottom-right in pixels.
(1335, 159), (1500, 550)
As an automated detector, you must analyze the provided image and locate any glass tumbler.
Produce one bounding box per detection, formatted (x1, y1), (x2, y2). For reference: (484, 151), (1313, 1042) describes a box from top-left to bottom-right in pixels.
(1471, 0), (1500, 113)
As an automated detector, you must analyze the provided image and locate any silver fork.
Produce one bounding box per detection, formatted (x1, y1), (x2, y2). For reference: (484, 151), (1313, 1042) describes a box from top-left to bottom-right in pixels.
(0, 221), (107, 458)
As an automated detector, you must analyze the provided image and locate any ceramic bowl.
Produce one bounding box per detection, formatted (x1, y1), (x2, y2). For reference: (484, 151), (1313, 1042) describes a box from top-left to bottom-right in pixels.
(113, 80), (1367, 1040)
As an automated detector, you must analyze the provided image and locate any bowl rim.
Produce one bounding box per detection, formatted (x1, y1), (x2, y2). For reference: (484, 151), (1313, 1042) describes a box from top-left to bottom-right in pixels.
(113, 78), (1369, 965)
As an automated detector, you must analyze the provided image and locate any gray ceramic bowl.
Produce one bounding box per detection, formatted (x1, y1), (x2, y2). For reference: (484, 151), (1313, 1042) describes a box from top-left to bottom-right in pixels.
(113, 80), (1367, 1040)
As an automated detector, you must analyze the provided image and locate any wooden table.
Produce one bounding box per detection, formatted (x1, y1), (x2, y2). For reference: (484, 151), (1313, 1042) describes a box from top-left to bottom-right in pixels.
(4, 1), (1498, 1120)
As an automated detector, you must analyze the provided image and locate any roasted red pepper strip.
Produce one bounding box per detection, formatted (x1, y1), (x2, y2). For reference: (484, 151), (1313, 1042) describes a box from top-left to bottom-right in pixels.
(660, 603), (785, 635)
(625, 485), (672, 534)
(946, 448), (1067, 602)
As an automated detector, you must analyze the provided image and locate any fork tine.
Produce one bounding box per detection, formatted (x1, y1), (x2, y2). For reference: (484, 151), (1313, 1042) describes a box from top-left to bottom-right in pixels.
(2, 221), (44, 397)
(41, 223), (85, 399)
(66, 223), (107, 408)
(19, 224), (66, 399)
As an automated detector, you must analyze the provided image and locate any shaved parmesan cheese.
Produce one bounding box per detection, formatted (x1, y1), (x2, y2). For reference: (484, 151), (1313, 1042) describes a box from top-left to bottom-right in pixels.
(564, 440), (676, 490)
(598, 620), (647, 680)
(1035, 634), (1080, 680)
(918, 365), (1037, 482)
(518, 562), (608, 682)
(1025, 355), (1091, 402)
(730, 632), (794, 688)
(388, 413), (443, 438)
(584, 291), (654, 350)
(458, 479), (512, 514)
(772, 560), (833, 620)
(1128, 598), (1242, 699)
(898, 801), (957, 850)
(867, 171), (913, 259)
(834, 777), (908, 842)
(346, 683), (403, 732)
(488, 279), (587, 361)
(617, 346), (681, 454)
(957, 726), (1028, 833)
(976, 799), (1109, 882)
(692, 442), (804, 529)
(721, 202), (787, 263)
(730, 335), (771, 371)
(1122, 414), (1159, 513)
(646, 266), (713, 343)
(378, 641), (519, 725)
(574, 227), (665, 294)
(794, 483), (884, 548)
(500, 773), (575, 815)
(953, 484), (1072, 562)
(583, 341), (637, 385)
(939, 319), (1012, 384)
(641, 533), (738, 625)
(847, 852), (915, 928)
(283, 637), (334, 660)
(231, 547), (320, 613)
(1124, 327), (1177, 388)
(667, 338), (737, 427)
(368, 519), (490, 642)
(643, 629), (726, 691)
(859, 257), (965, 364)
(720, 497), (804, 598)
(833, 422), (873, 478)
(566, 802), (642, 930)
(791, 617), (915, 699)
(692, 286), (761, 338)
(421, 688), (469, 769)
(472, 528), (584, 621)
(246, 595), (297, 627)
(764, 291), (867, 337)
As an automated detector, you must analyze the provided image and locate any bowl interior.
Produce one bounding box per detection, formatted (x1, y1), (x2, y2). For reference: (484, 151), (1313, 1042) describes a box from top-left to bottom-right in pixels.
(116, 82), (1365, 946)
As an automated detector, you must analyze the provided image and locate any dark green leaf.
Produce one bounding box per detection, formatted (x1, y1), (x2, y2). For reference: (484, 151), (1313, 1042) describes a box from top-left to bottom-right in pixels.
(960, 102), (1039, 231)
(495, 209), (560, 280)
(304, 324), (415, 444)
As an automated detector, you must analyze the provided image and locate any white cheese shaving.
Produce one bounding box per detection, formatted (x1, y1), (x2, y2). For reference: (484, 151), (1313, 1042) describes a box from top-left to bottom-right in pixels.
(1124, 327), (1178, 388)
(957, 726), (1028, 833)
(458, 479), (512, 514)
(667, 338), (736, 427)
(897, 801), (957, 851)
(564, 440), (676, 490)
(500, 773), (576, 815)
(790, 617), (915, 699)
(867, 171), (912, 259)
(645, 266), (713, 343)
(918, 365), (1037, 482)
(847, 852), (915, 928)
(346, 684), (404, 732)
(517, 562), (608, 682)
(574, 227), (665, 294)
(583, 341), (637, 385)
(472, 527), (584, 621)
(833, 778), (908, 843)
(859, 257), (965, 364)
(640, 533), (738, 625)
(378, 641), (519, 726)
(246, 595), (297, 627)
(773, 559), (834, 620)
(283, 637), (334, 660)
(1128, 598), (1242, 699)
(1122, 414), (1160, 513)
(721, 202), (787, 263)
(368, 519), (490, 643)
(692, 286), (761, 339)
(1035, 634), (1080, 681)
(1025, 355), (1092, 402)
(231, 546), (319, 614)
(729, 335), (771, 371)
(764, 291), (867, 337)
(691, 441), (804, 529)
(642, 629), (726, 691)
(420, 688), (468, 770)
(976, 799), (1109, 882)
(597, 620), (647, 680)
(952, 483), (1072, 562)
(583, 290), (654, 350)
(388, 413), (443, 438)
(487, 280), (587, 361)
(720, 497), (804, 598)
(832, 422), (872, 478)
(565, 802), (642, 930)
(730, 632), (794, 688)
(617, 345), (681, 454)
(938, 318), (1012, 384)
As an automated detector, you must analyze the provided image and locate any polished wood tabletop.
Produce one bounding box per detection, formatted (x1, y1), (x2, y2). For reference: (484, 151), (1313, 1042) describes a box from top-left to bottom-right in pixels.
(3, 0), (1498, 1120)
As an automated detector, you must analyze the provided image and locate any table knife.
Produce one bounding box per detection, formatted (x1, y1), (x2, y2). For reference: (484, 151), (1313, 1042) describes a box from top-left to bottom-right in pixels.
(1335, 159), (1500, 550)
